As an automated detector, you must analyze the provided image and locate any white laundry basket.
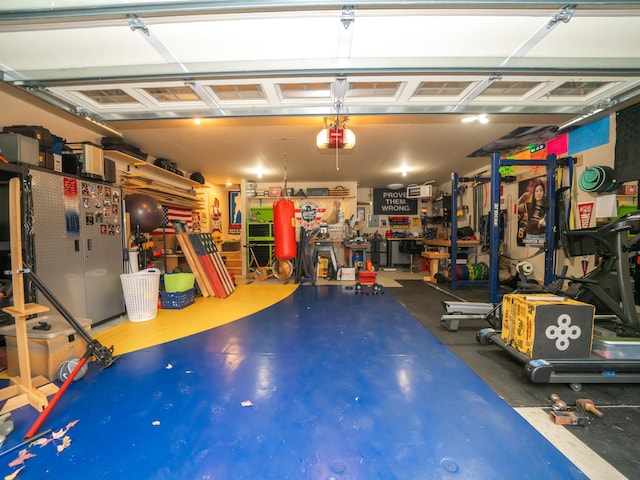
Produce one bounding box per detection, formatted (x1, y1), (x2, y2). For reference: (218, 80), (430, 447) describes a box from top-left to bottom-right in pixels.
(120, 268), (161, 322)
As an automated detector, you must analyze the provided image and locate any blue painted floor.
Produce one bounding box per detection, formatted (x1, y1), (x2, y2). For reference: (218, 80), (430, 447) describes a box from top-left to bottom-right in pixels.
(4, 286), (587, 479)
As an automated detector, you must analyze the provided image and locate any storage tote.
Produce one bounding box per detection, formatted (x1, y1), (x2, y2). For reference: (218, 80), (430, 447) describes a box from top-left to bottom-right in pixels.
(0, 315), (92, 381)
(161, 289), (195, 309)
(164, 272), (195, 292)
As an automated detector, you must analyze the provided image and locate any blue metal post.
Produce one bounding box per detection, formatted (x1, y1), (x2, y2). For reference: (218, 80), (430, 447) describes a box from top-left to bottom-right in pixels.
(450, 172), (458, 289)
(489, 153), (502, 303)
(488, 154), (558, 303)
(544, 154), (557, 286)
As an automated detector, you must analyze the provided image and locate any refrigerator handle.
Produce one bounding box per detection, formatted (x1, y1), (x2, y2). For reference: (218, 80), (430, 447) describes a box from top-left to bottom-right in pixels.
(87, 239), (93, 251)
(74, 239), (80, 252)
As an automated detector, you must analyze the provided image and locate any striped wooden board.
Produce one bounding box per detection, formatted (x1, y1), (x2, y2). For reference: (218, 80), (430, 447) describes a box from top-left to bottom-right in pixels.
(175, 232), (212, 297)
(199, 233), (235, 294)
(188, 234), (235, 298)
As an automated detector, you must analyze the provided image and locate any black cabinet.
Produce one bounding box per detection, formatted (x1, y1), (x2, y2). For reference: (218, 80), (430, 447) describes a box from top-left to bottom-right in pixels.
(370, 238), (388, 268)
(247, 222), (274, 267)
(433, 194), (452, 220)
(247, 222), (274, 240)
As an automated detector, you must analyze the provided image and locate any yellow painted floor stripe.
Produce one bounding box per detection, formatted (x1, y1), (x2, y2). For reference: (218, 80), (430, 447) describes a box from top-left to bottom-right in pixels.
(95, 284), (298, 356)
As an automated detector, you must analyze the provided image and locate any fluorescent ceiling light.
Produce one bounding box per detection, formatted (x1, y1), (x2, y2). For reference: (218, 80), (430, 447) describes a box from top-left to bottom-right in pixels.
(461, 114), (489, 124)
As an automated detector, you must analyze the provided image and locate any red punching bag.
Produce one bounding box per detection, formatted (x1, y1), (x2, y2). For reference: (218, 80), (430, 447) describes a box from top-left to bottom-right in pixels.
(273, 198), (296, 260)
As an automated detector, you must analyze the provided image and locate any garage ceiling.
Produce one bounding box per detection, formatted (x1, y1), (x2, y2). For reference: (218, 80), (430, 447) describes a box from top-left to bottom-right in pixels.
(1, 1), (639, 188)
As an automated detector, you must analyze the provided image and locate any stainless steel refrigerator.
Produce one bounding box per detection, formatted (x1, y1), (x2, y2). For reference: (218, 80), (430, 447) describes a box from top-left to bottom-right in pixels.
(30, 169), (125, 324)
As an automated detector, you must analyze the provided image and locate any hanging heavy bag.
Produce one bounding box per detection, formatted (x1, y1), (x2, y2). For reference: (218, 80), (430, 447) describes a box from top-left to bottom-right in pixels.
(273, 198), (296, 260)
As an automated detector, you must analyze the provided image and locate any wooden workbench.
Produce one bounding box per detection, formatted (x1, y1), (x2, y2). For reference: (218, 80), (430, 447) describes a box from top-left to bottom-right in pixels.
(423, 238), (483, 287)
(423, 239), (480, 248)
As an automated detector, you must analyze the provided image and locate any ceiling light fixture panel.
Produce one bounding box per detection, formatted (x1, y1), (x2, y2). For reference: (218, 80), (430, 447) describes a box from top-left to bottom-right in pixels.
(461, 114), (489, 124)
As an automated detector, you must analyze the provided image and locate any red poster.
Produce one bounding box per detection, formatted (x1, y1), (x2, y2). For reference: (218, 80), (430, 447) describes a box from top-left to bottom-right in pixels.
(63, 177), (78, 198)
(577, 202), (594, 229)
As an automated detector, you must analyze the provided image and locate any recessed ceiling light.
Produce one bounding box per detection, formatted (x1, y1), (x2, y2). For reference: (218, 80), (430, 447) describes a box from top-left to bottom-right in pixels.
(387, 183), (404, 190)
(461, 114), (489, 124)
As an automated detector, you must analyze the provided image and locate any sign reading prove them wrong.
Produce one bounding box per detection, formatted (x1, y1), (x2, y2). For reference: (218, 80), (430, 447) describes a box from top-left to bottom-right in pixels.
(373, 188), (418, 216)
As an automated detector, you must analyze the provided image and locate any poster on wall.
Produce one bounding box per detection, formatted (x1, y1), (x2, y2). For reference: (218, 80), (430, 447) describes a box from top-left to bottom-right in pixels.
(356, 206), (365, 226)
(372, 189), (417, 215)
(191, 211), (202, 233)
(516, 175), (548, 247)
(294, 199), (351, 228)
(228, 191), (242, 235)
(577, 202), (594, 229)
(210, 196), (222, 233)
(296, 200), (324, 228)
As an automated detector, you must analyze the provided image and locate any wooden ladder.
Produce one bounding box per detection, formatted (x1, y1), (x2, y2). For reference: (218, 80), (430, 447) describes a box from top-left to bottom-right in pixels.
(0, 178), (58, 414)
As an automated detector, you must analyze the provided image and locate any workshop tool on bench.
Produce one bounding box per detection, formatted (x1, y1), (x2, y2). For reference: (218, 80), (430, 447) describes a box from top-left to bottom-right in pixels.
(576, 398), (604, 418)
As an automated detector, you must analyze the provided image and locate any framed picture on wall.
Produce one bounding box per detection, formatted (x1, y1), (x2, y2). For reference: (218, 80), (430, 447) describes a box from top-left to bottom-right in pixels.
(229, 190), (242, 235)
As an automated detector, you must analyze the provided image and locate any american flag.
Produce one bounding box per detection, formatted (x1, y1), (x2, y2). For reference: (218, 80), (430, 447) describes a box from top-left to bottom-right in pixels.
(151, 205), (193, 234)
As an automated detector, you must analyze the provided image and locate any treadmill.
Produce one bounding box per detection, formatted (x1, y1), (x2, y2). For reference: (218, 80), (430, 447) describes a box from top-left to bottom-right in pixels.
(476, 211), (640, 391)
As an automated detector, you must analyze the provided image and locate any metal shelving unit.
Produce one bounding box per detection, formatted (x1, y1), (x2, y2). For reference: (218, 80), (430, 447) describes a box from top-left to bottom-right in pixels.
(450, 172), (490, 292)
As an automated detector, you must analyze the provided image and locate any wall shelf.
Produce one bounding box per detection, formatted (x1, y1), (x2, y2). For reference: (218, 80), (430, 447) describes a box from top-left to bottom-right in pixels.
(120, 177), (203, 210)
(105, 150), (203, 209)
(104, 150), (202, 188)
(250, 195), (355, 200)
(616, 194), (638, 203)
